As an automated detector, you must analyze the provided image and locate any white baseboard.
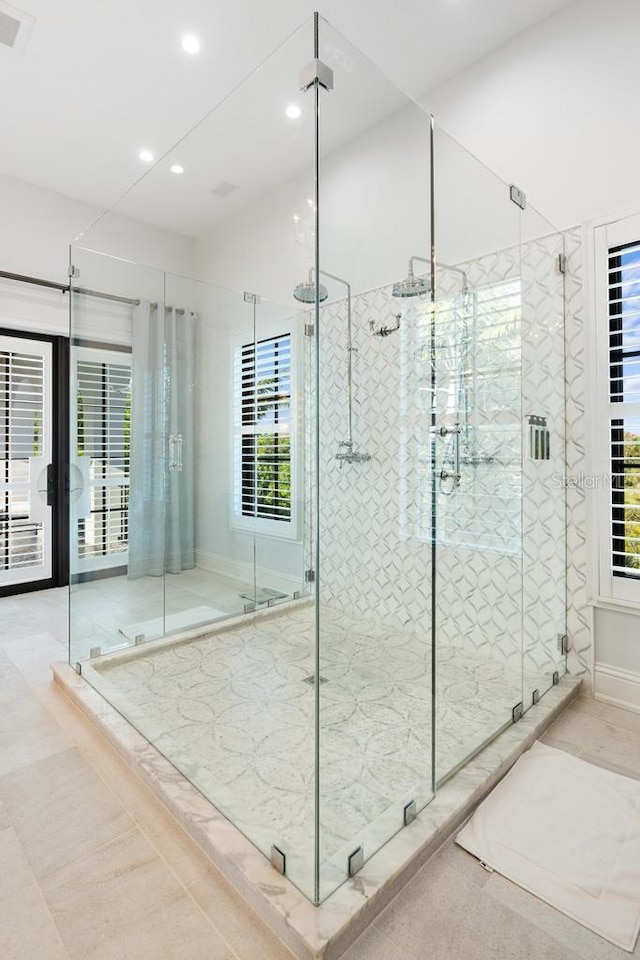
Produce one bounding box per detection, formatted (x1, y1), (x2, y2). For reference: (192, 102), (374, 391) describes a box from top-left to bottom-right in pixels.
(594, 662), (640, 715)
(195, 549), (303, 594)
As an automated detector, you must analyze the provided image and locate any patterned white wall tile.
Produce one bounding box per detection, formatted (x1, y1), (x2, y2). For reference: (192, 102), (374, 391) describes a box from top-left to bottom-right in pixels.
(563, 227), (593, 691)
(309, 234), (573, 691)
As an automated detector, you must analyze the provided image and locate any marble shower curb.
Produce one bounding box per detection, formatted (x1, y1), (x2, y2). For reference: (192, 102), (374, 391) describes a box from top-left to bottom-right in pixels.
(52, 662), (581, 959)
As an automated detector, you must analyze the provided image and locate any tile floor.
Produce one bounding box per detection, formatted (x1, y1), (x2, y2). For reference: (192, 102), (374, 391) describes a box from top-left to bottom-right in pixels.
(1, 586), (638, 960)
(84, 601), (535, 899)
(69, 568), (301, 661)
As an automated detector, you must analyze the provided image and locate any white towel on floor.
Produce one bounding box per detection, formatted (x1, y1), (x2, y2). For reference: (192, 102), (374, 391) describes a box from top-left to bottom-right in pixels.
(456, 741), (640, 952)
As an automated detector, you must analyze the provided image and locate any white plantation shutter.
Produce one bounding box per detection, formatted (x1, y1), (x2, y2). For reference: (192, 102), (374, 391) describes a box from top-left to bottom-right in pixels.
(75, 354), (132, 562)
(608, 241), (640, 581)
(234, 332), (293, 530)
(0, 349), (46, 571)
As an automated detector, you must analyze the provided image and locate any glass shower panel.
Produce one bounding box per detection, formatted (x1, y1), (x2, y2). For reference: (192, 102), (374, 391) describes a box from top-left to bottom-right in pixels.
(252, 295), (308, 607)
(68, 246), (166, 666)
(519, 205), (567, 706)
(316, 17), (434, 901)
(161, 271), (260, 632)
(432, 124), (523, 781)
(83, 18), (319, 901)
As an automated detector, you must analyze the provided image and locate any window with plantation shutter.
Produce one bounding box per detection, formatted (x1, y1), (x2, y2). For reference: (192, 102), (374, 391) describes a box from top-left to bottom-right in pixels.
(608, 240), (640, 582)
(233, 331), (294, 535)
(0, 345), (48, 579)
(74, 350), (132, 566)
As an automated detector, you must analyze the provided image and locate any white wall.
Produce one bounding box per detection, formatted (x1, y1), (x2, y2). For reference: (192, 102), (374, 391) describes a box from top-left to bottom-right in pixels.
(0, 172), (194, 285)
(423, 0), (640, 231)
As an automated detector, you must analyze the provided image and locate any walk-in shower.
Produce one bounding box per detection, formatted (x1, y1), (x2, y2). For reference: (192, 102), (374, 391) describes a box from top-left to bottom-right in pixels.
(64, 10), (568, 914)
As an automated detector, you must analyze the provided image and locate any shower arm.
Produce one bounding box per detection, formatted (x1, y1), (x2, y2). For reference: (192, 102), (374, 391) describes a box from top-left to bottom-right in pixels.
(409, 256), (468, 294)
(311, 268), (355, 449)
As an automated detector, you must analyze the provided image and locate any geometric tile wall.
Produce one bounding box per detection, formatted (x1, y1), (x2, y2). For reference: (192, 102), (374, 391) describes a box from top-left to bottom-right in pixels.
(312, 229), (581, 695)
(563, 227), (593, 691)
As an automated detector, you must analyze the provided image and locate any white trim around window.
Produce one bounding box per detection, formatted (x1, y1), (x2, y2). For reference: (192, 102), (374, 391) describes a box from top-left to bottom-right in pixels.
(592, 212), (640, 605)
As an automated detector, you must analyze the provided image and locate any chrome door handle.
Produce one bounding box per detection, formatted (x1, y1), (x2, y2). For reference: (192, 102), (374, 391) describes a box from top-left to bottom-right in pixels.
(438, 422), (462, 487)
(168, 434), (183, 472)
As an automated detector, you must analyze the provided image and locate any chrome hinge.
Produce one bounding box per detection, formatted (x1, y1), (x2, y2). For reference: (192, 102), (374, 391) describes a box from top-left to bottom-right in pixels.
(556, 253), (567, 275)
(552, 670), (560, 686)
(348, 846), (364, 877)
(509, 184), (526, 210)
(557, 633), (568, 655)
(304, 323), (315, 337)
(74, 661), (82, 675)
(403, 800), (417, 826)
(305, 569), (316, 583)
(532, 689), (540, 705)
(243, 291), (261, 304)
(270, 845), (286, 875)
(512, 701), (524, 722)
(68, 264), (79, 279)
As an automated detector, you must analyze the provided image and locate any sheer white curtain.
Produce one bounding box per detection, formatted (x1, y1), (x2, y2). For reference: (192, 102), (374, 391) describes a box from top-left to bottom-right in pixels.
(128, 303), (195, 578)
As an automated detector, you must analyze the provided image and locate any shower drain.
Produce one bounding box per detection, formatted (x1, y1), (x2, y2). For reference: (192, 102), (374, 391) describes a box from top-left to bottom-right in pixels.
(302, 674), (328, 686)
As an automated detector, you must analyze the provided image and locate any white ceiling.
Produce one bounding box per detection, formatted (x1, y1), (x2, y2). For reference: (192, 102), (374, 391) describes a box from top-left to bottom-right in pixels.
(0, 0), (573, 237)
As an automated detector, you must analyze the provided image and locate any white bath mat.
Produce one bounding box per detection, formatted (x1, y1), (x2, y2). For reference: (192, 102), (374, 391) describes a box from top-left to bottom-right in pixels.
(119, 606), (226, 641)
(456, 741), (640, 951)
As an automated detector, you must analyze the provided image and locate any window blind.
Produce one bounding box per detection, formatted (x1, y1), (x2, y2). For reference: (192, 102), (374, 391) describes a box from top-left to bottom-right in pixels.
(609, 241), (640, 578)
(76, 358), (131, 559)
(236, 334), (292, 523)
(0, 350), (45, 570)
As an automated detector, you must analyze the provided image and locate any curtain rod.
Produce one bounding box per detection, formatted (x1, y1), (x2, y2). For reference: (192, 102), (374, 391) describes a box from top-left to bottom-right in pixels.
(0, 270), (184, 313)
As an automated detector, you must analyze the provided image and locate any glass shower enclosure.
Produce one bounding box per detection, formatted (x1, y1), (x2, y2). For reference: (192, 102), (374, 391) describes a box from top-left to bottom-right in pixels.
(67, 13), (567, 905)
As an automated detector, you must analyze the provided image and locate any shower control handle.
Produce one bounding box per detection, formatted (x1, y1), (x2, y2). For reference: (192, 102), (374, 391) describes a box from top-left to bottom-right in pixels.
(438, 422), (462, 488)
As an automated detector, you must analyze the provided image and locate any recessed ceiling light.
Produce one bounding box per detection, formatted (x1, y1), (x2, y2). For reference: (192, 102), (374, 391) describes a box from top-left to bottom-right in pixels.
(181, 33), (200, 54)
(139, 149), (154, 163)
(293, 214), (300, 223)
(286, 104), (301, 119)
(170, 164), (184, 175)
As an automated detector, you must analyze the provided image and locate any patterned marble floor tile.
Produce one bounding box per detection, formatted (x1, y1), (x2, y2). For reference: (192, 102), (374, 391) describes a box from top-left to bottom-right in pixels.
(87, 602), (542, 891)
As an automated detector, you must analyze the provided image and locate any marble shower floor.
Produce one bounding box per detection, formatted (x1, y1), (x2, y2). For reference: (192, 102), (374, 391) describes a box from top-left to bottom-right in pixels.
(85, 602), (540, 899)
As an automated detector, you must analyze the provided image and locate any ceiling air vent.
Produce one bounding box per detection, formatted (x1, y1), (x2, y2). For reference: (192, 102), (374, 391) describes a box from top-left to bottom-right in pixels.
(211, 181), (238, 200)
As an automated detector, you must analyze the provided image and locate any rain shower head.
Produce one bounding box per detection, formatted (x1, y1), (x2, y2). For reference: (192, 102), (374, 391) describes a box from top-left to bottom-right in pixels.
(392, 264), (430, 299)
(293, 270), (328, 303)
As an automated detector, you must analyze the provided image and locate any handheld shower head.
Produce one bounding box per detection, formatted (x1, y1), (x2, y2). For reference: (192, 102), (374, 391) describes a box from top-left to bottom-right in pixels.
(293, 270), (328, 303)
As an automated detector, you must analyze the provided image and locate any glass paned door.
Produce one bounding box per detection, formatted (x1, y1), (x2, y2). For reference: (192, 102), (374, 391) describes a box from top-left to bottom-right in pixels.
(0, 334), (53, 588)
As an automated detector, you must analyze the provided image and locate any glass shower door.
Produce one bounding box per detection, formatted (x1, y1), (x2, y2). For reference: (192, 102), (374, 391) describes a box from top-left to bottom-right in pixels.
(432, 124), (523, 782)
(68, 247), (167, 664)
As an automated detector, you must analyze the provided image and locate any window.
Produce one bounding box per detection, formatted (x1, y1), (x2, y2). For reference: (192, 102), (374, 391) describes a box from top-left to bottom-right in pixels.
(609, 241), (640, 581)
(73, 348), (132, 569)
(233, 331), (296, 536)
(594, 213), (640, 603)
(0, 342), (48, 581)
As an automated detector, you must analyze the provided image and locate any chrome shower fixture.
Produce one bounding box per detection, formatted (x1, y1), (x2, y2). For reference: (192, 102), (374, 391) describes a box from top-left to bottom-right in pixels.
(393, 256), (469, 298)
(293, 267), (371, 467)
(370, 313), (401, 337)
(392, 265), (430, 299)
(293, 270), (328, 303)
